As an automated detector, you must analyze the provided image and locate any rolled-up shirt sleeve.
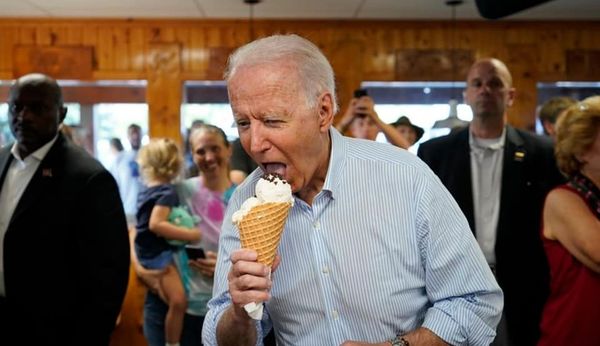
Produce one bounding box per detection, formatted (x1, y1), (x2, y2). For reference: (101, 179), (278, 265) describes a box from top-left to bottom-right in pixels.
(416, 169), (503, 345)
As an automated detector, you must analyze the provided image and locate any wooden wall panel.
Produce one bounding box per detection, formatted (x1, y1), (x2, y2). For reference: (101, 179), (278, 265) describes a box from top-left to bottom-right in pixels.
(1, 19), (600, 133)
(13, 46), (94, 79)
(146, 42), (182, 140)
(112, 28), (130, 71)
(97, 28), (115, 71)
(175, 27), (191, 71)
(0, 29), (14, 71)
(129, 28), (146, 71)
(506, 44), (540, 130)
(329, 39), (364, 113)
(18, 26), (36, 45)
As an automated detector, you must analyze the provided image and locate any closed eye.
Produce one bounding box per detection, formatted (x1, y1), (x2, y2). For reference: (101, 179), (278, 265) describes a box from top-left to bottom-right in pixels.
(264, 118), (285, 127)
(235, 119), (250, 130)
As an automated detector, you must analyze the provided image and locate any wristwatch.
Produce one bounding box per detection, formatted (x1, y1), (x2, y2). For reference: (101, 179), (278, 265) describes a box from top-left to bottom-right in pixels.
(389, 335), (410, 346)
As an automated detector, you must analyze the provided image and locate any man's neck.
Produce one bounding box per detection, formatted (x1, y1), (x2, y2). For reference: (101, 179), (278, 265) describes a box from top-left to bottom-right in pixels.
(16, 145), (33, 160)
(470, 115), (506, 139)
(296, 136), (331, 206)
(15, 136), (54, 160)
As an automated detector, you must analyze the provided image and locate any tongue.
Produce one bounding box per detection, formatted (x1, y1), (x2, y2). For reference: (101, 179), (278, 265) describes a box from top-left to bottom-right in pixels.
(264, 163), (286, 177)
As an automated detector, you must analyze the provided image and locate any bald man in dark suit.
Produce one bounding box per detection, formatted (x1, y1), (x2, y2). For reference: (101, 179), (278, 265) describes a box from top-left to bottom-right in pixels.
(418, 58), (564, 345)
(0, 73), (130, 345)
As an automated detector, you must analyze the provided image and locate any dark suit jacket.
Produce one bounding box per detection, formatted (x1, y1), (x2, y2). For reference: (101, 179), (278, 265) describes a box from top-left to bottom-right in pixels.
(0, 133), (130, 345)
(418, 126), (563, 346)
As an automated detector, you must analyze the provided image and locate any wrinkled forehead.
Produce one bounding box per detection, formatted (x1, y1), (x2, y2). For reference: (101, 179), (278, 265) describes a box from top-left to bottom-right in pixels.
(229, 65), (305, 113)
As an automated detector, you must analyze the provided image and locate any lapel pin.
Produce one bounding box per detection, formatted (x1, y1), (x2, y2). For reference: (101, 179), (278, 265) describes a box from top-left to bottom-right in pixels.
(514, 150), (525, 162)
(42, 168), (53, 177)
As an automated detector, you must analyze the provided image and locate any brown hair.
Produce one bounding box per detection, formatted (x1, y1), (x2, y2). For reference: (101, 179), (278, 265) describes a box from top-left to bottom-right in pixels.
(137, 138), (182, 183)
(189, 124), (229, 150)
(539, 96), (577, 127)
(555, 98), (600, 177)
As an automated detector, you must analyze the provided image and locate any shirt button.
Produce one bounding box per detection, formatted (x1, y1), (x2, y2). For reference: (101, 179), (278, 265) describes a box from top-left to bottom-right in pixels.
(322, 266), (329, 274)
(313, 221), (320, 229)
(332, 310), (339, 319)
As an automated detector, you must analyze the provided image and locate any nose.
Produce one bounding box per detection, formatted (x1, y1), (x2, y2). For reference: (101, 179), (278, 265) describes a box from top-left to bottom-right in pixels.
(204, 150), (215, 162)
(13, 106), (33, 124)
(478, 83), (492, 94)
(249, 123), (270, 154)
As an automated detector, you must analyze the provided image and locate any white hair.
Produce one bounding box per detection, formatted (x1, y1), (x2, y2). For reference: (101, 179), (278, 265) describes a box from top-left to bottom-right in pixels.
(224, 34), (338, 114)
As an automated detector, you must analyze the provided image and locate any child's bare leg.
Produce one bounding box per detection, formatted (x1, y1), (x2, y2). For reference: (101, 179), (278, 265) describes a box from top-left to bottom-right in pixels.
(158, 265), (187, 344)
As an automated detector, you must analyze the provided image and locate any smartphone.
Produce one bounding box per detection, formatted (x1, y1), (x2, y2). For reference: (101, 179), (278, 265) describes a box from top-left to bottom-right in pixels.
(353, 88), (368, 98)
(185, 247), (206, 260)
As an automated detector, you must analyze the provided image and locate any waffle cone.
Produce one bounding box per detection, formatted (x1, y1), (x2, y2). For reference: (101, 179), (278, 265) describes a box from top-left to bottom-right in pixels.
(238, 202), (291, 267)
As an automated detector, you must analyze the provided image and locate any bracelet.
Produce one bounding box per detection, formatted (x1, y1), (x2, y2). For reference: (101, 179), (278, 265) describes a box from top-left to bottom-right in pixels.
(389, 334), (409, 346)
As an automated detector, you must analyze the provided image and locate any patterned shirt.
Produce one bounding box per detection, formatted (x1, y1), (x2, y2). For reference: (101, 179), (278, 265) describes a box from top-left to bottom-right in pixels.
(203, 128), (503, 346)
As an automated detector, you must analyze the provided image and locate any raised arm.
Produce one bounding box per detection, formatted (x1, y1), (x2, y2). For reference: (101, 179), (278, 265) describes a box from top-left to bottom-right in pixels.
(359, 97), (410, 149)
(336, 98), (359, 134)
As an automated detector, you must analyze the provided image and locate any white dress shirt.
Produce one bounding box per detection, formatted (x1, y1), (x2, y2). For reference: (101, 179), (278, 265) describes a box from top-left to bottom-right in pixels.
(0, 136), (58, 295)
(469, 128), (506, 265)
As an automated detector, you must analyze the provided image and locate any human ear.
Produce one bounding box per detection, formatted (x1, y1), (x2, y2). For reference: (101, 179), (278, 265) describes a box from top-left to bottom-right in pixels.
(317, 92), (334, 132)
(506, 87), (516, 107)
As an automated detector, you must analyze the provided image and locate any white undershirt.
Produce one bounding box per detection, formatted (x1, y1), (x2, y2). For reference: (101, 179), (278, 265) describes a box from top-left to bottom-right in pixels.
(469, 128), (505, 265)
(0, 136), (58, 296)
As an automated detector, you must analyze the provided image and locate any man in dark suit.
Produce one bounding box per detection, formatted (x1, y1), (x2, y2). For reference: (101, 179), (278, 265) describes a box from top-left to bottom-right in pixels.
(418, 58), (563, 346)
(0, 73), (130, 345)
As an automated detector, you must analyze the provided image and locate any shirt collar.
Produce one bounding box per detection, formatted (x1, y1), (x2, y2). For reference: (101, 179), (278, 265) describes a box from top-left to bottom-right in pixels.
(469, 126), (506, 151)
(320, 127), (346, 199)
(10, 135), (58, 163)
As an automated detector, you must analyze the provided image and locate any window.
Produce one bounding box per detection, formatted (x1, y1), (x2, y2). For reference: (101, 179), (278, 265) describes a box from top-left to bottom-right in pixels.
(181, 81), (236, 138)
(94, 103), (148, 167)
(361, 82), (472, 153)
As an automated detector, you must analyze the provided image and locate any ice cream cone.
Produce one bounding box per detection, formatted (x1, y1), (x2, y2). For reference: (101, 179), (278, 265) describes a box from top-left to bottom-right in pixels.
(238, 202), (291, 267)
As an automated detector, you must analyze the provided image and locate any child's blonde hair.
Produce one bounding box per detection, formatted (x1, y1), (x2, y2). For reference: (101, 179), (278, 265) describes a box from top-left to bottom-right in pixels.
(137, 138), (182, 183)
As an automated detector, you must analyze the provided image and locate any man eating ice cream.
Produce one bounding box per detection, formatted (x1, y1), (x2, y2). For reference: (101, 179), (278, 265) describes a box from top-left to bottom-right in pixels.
(202, 34), (503, 346)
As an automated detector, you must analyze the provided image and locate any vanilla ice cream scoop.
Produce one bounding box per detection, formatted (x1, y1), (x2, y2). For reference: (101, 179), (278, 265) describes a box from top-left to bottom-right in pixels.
(232, 173), (294, 224)
(255, 173), (294, 204)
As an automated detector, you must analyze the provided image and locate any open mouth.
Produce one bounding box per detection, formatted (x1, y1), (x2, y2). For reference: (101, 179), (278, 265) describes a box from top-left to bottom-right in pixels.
(262, 163), (286, 177)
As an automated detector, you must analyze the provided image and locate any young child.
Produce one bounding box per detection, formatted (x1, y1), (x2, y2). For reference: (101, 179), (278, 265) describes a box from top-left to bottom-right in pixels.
(135, 138), (200, 346)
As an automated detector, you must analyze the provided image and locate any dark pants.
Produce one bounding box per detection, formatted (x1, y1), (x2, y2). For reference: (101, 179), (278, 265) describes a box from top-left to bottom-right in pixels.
(143, 291), (205, 346)
(144, 291), (276, 345)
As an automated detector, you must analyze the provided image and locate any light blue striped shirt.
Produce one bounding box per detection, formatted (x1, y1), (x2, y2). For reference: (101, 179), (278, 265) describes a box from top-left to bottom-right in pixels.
(203, 128), (503, 346)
